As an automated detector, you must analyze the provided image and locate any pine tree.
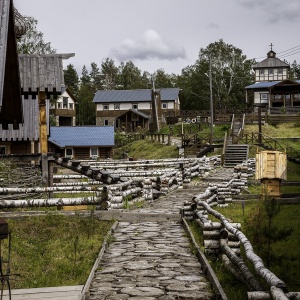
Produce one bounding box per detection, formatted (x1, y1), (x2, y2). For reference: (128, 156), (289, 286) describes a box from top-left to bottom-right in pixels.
(64, 64), (79, 96)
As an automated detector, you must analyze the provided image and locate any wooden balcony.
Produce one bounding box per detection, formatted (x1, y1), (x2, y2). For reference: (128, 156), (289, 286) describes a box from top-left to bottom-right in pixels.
(50, 108), (75, 117)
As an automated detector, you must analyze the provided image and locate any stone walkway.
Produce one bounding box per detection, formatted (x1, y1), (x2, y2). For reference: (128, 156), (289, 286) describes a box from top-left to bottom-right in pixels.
(87, 167), (235, 299)
(87, 168), (233, 300)
(88, 221), (212, 299)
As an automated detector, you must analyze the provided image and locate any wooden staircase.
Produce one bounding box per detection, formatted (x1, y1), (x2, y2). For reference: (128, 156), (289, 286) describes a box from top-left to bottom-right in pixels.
(223, 114), (249, 167)
(223, 144), (249, 167)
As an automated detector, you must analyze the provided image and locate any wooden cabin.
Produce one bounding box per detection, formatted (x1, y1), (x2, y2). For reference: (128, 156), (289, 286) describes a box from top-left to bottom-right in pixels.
(48, 126), (115, 160)
(245, 47), (300, 114)
(93, 88), (180, 131)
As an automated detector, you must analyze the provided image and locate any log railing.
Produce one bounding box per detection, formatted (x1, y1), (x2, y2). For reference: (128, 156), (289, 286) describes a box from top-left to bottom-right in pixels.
(181, 159), (300, 299)
(235, 133), (300, 162)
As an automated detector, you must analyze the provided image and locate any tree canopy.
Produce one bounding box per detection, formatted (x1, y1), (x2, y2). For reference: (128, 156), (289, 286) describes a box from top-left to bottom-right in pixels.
(17, 16), (56, 54)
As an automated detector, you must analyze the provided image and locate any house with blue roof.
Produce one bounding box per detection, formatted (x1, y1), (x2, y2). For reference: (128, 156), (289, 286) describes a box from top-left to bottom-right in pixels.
(48, 126), (115, 159)
(92, 88), (180, 131)
(245, 47), (300, 114)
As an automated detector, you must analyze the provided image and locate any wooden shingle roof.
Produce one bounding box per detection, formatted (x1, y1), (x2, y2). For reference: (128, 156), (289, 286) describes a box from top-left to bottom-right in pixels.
(19, 53), (75, 97)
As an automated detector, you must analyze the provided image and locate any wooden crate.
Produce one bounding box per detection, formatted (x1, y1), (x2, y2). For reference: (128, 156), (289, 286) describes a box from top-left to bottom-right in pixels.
(256, 151), (287, 180)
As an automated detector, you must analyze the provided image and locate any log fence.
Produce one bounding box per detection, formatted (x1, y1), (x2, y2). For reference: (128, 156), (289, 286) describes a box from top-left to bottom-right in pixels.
(181, 159), (299, 299)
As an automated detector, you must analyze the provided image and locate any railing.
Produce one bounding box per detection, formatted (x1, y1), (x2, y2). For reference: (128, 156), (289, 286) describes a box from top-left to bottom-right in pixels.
(235, 132), (300, 162)
(182, 162), (300, 299)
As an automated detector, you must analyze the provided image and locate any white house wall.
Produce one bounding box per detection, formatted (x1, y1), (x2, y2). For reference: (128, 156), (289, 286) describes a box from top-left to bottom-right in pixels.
(254, 91), (269, 105)
(97, 102), (151, 111)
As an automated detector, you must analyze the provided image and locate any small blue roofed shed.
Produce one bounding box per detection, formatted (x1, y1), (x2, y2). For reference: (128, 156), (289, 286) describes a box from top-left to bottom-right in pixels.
(48, 126), (114, 160)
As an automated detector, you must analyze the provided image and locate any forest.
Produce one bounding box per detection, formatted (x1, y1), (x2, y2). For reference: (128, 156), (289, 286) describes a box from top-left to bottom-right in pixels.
(17, 16), (300, 125)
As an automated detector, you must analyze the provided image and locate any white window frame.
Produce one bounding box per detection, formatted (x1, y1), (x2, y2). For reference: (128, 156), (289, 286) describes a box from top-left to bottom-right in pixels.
(260, 93), (269, 103)
(114, 104), (120, 110)
(162, 103), (168, 109)
(57, 103), (61, 109)
(69, 103), (73, 110)
(90, 147), (98, 159)
(103, 105), (109, 110)
(132, 103), (138, 110)
(0, 146), (6, 155)
(65, 147), (73, 159)
(63, 97), (68, 109)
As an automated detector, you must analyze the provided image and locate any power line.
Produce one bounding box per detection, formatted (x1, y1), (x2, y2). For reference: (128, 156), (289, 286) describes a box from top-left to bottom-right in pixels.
(254, 44), (300, 61)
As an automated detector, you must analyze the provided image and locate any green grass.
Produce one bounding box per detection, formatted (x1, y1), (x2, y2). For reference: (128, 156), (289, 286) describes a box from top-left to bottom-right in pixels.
(187, 220), (248, 300)
(113, 139), (178, 159)
(215, 201), (300, 291)
(4, 215), (114, 289)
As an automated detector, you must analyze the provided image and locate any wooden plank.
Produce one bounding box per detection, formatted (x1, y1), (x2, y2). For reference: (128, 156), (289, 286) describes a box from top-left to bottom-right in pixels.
(2, 285), (83, 300)
(62, 205), (88, 211)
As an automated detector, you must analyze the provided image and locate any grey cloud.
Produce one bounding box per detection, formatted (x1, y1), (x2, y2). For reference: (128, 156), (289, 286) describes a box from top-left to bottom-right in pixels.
(207, 22), (219, 29)
(111, 29), (186, 61)
(238, 0), (300, 23)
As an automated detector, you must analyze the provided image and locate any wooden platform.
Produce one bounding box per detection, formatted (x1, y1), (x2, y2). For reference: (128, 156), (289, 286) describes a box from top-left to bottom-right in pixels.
(2, 285), (83, 299)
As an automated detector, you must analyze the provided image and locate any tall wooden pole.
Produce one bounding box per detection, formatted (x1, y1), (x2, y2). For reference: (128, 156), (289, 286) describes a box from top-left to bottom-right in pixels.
(209, 55), (214, 145)
(38, 91), (49, 184)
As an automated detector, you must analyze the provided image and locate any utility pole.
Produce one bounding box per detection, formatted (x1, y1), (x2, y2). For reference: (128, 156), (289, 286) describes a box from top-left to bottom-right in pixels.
(209, 55), (214, 145)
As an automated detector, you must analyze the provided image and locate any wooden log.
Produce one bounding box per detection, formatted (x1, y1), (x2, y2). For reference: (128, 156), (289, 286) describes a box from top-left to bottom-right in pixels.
(0, 197), (99, 208)
(220, 239), (263, 291)
(204, 240), (219, 249)
(221, 254), (255, 291)
(203, 230), (220, 239)
(270, 286), (289, 300)
(198, 200), (287, 290)
(0, 186), (92, 194)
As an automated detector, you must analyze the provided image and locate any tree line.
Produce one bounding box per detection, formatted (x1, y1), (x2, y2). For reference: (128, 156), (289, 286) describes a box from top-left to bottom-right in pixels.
(17, 16), (300, 125)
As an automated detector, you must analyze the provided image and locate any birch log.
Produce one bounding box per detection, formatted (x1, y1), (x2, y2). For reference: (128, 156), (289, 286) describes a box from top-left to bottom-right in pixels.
(220, 239), (263, 291)
(0, 197), (99, 208)
(196, 200), (287, 290)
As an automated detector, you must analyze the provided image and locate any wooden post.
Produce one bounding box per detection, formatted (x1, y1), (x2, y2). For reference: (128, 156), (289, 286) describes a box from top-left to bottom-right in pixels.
(38, 91), (49, 185)
(258, 106), (262, 144)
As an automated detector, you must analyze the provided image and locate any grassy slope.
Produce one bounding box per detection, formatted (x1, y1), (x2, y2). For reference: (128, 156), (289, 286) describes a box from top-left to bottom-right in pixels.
(5, 215), (114, 289)
(113, 139), (179, 159)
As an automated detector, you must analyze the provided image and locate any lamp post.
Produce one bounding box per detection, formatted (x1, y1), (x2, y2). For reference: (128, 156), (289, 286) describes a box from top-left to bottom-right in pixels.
(208, 55), (214, 145)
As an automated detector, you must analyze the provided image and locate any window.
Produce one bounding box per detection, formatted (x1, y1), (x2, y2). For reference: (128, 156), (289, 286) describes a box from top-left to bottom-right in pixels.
(65, 148), (73, 158)
(90, 147), (98, 159)
(259, 69), (264, 75)
(69, 103), (73, 110)
(162, 103), (168, 109)
(260, 93), (269, 103)
(132, 104), (138, 110)
(277, 69), (283, 74)
(269, 69), (274, 75)
(63, 97), (68, 109)
(0, 146), (6, 155)
(57, 103), (61, 109)
(103, 105), (109, 110)
(104, 119), (109, 126)
(114, 104), (120, 110)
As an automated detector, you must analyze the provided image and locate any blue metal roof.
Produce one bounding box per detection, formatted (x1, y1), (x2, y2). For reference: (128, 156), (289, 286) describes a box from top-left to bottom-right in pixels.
(245, 80), (300, 89)
(93, 88), (180, 103)
(245, 81), (280, 89)
(49, 126), (115, 148)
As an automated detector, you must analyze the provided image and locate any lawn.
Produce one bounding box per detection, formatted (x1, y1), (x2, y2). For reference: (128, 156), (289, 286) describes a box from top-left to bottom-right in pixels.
(3, 215), (114, 289)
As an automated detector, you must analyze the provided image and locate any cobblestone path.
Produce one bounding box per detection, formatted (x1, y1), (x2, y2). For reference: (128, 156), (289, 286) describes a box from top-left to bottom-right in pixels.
(87, 167), (235, 299)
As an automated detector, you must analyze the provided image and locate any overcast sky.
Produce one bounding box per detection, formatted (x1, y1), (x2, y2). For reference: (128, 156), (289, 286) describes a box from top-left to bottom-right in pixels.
(14, 0), (300, 76)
